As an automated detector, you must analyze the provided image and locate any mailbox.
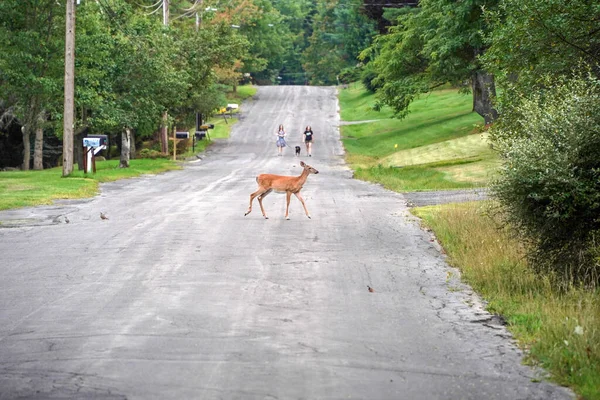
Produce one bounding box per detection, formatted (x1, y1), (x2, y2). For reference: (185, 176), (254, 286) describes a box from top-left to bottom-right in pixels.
(83, 134), (107, 147)
(195, 131), (207, 140)
(83, 137), (101, 148)
(199, 124), (214, 130)
(175, 132), (189, 139)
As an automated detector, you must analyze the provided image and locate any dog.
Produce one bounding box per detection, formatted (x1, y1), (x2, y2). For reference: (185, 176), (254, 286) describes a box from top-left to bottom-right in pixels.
(295, 146), (301, 157)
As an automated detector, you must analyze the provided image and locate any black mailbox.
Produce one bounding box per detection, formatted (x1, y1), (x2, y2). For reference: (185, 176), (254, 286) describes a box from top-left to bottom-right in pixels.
(175, 132), (189, 139)
(195, 131), (207, 140)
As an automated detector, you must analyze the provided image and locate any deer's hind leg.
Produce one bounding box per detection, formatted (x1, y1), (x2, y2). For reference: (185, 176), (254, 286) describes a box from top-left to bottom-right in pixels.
(257, 189), (273, 219)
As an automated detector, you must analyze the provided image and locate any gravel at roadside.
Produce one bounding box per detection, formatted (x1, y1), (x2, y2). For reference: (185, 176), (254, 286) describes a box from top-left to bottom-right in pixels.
(403, 188), (489, 207)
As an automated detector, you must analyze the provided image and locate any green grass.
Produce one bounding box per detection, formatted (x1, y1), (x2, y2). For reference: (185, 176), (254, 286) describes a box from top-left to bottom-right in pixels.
(354, 161), (481, 192)
(338, 82), (396, 121)
(228, 85), (257, 102)
(382, 132), (495, 167)
(338, 84), (493, 191)
(413, 202), (600, 399)
(0, 159), (179, 210)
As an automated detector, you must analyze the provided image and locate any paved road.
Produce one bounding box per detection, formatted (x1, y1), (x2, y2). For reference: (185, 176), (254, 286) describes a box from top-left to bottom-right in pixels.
(0, 86), (572, 399)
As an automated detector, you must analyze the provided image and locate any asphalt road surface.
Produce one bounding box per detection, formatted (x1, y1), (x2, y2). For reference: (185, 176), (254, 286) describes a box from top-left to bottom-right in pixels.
(0, 86), (573, 399)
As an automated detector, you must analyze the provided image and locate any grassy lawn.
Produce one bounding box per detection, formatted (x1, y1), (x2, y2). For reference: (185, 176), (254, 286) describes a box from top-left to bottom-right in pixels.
(414, 202), (600, 399)
(0, 158), (180, 211)
(339, 84), (493, 191)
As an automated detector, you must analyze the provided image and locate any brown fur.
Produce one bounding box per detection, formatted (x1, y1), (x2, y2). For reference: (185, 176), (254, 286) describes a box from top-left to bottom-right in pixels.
(244, 161), (319, 219)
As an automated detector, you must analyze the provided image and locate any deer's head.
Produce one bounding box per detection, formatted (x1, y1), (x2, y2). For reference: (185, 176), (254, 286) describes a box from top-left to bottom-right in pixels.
(301, 161), (319, 174)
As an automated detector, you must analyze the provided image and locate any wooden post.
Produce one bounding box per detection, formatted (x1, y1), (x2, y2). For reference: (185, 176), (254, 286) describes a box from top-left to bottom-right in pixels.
(172, 126), (176, 161)
(62, 0), (76, 177)
(82, 145), (87, 172)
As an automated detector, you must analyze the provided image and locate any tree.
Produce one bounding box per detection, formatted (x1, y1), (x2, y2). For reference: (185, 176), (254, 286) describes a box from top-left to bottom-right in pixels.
(365, 0), (498, 123)
(302, 0), (376, 85)
(481, 0), (600, 97)
(0, 0), (64, 170)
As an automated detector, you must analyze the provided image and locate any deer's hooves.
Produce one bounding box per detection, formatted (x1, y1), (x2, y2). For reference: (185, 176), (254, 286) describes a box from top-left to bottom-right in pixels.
(286, 216), (290, 220)
(264, 216), (269, 219)
(307, 215), (312, 219)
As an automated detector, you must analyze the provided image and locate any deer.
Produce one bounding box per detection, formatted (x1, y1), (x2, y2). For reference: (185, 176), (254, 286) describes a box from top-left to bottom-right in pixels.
(245, 161), (319, 220)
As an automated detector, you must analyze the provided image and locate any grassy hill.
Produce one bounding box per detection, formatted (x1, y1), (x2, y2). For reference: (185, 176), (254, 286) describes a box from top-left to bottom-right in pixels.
(338, 83), (498, 191)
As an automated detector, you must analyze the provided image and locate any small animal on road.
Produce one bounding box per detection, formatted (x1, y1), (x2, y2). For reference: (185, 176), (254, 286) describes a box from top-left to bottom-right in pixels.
(295, 146), (301, 157)
(245, 161), (319, 220)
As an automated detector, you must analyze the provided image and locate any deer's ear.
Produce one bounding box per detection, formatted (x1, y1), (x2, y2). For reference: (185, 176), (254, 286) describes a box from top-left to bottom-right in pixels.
(300, 161), (306, 167)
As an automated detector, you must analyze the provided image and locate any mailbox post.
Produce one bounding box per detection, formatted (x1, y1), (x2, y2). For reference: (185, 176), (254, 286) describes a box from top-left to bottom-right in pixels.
(170, 129), (189, 160)
(82, 135), (107, 173)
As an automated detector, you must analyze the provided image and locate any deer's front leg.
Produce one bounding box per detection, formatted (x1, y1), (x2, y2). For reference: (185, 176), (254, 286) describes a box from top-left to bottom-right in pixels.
(257, 189), (272, 219)
(245, 188), (265, 216)
(285, 191), (292, 220)
(294, 192), (311, 219)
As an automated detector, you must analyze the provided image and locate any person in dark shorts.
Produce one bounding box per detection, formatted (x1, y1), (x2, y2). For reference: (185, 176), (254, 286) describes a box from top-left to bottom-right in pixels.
(303, 125), (314, 157)
(276, 124), (287, 156)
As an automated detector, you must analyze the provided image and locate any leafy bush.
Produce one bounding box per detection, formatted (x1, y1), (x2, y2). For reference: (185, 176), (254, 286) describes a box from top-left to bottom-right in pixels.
(490, 74), (600, 286)
(138, 148), (164, 159)
(338, 66), (361, 84)
(360, 64), (381, 93)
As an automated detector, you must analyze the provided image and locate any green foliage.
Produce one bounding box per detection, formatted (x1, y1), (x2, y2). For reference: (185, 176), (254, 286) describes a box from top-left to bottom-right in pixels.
(302, 0), (376, 85)
(490, 74), (600, 285)
(338, 66), (361, 84)
(0, 0), (64, 146)
(482, 0), (600, 90)
(138, 149), (164, 159)
(359, 63), (381, 93)
(363, 0), (497, 118)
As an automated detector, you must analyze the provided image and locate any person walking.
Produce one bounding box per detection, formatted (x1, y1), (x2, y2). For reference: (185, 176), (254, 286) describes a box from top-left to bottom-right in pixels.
(276, 124), (287, 156)
(303, 125), (314, 157)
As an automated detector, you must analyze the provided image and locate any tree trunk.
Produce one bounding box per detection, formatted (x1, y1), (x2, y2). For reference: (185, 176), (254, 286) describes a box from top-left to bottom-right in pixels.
(471, 70), (498, 125)
(33, 125), (44, 170)
(120, 127), (130, 168)
(74, 127), (89, 170)
(161, 111), (168, 154)
(130, 129), (136, 160)
(21, 126), (30, 171)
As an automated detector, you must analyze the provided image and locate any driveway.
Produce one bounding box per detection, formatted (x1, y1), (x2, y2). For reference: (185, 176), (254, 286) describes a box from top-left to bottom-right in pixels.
(0, 86), (572, 399)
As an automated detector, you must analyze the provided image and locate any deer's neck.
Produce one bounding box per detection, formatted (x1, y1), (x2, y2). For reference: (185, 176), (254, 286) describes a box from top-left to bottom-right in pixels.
(297, 169), (310, 184)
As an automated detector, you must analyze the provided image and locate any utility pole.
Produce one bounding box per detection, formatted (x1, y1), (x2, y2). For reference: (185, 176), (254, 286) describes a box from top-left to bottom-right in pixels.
(62, 0), (76, 177)
(160, 0), (170, 154)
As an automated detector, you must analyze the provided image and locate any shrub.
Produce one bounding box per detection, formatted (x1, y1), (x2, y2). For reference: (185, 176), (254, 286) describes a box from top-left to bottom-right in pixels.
(138, 148), (164, 159)
(360, 64), (381, 93)
(338, 66), (361, 84)
(490, 74), (600, 286)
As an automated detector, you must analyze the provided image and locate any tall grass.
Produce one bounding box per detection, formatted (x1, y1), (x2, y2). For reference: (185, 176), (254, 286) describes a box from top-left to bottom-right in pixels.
(414, 202), (600, 399)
